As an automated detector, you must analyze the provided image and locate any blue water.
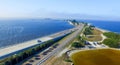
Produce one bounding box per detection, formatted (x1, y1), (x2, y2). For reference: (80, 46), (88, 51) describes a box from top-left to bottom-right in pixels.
(0, 19), (74, 48)
(80, 20), (120, 33)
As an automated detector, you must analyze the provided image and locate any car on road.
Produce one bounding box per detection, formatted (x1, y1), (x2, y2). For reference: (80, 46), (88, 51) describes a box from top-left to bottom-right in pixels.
(35, 55), (40, 57)
(29, 60), (34, 63)
(25, 63), (32, 65)
(53, 44), (59, 48)
(35, 57), (40, 60)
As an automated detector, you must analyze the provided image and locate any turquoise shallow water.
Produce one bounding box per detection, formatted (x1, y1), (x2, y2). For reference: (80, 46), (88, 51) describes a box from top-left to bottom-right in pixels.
(0, 19), (74, 48)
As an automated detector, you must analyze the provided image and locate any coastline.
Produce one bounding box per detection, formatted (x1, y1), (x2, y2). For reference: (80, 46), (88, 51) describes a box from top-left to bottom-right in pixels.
(0, 26), (76, 59)
(0, 19), (75, 49)
(0, 26), (74, 49)
(87, 23), (110, 33)
(0, 34), (52, 50)
(95, 27), (110, 33)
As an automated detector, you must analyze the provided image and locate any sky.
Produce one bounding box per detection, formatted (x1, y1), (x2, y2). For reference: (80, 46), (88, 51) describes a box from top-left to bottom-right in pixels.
(0, 0), (120, 20)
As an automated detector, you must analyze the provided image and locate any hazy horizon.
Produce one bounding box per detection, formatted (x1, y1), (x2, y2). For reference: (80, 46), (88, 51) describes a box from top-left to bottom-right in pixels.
(0, 0), (120, 21)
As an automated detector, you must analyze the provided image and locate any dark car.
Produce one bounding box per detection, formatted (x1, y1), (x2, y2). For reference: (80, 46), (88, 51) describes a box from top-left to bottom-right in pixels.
(42, 52), (47, 55)
(35, 57), (40, 60)
(38, 40), (42, 42)
(25, 63), (32, 65)
(35, 55), (40, 57)
(53, 44), (59, 48)
(29, 60), (34, 62)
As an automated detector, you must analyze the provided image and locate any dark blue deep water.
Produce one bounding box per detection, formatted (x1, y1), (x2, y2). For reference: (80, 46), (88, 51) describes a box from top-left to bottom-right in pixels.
(1, 19), (120, 48)
(80, 20), (120, 33)
(0, 19), (74, 48)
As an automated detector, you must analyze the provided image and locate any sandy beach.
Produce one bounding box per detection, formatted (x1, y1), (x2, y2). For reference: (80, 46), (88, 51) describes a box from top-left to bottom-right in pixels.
(95, 27), (110, 33)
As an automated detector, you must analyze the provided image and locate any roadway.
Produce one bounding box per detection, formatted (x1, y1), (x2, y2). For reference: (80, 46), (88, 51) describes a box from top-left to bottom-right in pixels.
(0, 24), (77, 60)
(36, 23), (84, 65)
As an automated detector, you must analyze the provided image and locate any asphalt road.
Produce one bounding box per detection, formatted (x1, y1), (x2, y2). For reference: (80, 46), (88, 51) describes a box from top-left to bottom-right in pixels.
(0, 22), (76, 60)
(36, 24), (84, 65)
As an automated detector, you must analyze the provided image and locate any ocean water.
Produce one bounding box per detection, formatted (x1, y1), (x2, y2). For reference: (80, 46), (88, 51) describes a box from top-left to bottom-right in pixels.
(80, 20), (120, 33)
(0, 19), (74, 48)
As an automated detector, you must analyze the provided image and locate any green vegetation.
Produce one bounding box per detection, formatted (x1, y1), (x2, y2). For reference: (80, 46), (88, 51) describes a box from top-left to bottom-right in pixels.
(0, 40), (55, 65)
(71, 49), (120, 65)
(0, 35), (68, 65)
(103, 32), (120, 48)
(69, 20), (79, 25)
(103, 32), (120, 38)
(82, 24), (103, 41)
(71, 42), (84, 48)
(86, 29), (103, 41)
(83, 25), (93, 36)
(71, 36), (85, 48)
(63, 53), (72, 62)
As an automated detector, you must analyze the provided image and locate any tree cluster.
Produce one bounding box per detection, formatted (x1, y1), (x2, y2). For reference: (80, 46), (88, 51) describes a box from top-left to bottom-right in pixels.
(71, 36), (85, 48)
(0, 39), (58, 65)
(83, 26), (93, 35)
(70, 20), (79, 25)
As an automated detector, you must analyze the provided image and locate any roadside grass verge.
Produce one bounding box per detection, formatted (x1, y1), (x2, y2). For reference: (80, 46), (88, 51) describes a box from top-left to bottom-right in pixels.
(86, 29), (103, 41)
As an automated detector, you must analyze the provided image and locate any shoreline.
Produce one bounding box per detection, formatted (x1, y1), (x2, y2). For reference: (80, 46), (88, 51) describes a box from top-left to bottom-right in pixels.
(0, 20), (75, 49)
(0, 26), (77, 59)
(0, 34), (52, 50)
(87, 23), (110, 33)
(0, 27), (74, 50)
(95, 27), (110, 33)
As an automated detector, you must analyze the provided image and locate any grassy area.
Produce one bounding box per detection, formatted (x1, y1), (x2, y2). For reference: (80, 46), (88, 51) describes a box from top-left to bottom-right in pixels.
(92, 28), (103, 35)
(43, 25), (85, 65)
(42, 24), (85, 65)
(43, 55), (71, 65)
(71, 48), (120, 65)
(86, 29), (103, 41)
(103, 32), (120, 48)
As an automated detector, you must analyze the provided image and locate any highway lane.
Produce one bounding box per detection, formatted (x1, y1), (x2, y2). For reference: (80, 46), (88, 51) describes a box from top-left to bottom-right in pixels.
(36, 24), (84, 65)
(0, 23), (77, 60)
